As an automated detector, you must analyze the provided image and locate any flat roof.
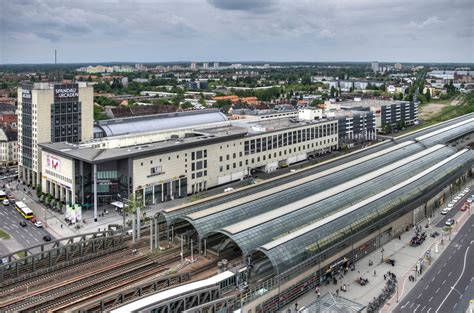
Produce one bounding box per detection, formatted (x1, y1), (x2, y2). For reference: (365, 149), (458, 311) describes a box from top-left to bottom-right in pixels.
(338, 99), (410, 108)
(40, 116), (335, 163)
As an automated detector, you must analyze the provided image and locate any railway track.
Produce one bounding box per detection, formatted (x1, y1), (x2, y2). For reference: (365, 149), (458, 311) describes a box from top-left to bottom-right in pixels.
(0, 248), (131, 299)
(0, 246), (184, 312)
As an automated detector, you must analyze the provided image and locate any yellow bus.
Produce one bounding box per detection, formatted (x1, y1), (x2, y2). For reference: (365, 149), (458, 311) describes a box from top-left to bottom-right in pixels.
(14, 201), (34, 219)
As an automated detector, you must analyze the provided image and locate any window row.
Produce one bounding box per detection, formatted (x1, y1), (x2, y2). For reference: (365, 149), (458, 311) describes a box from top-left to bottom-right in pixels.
(244, 124), (337, 155)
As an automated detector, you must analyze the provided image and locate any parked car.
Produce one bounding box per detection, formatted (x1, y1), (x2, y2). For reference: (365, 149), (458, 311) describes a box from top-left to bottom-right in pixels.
(2, 199), (9, 205)
(453, 196), (461, 202)
(224, 187), (234, 193)
(445, 219), (455, 226)
(30, 217), (37, 224)
(19, 221), (27, 227)
(43, 235), (52, 242)
(441, 208), (449, 215)
(34, 221), (43, 228)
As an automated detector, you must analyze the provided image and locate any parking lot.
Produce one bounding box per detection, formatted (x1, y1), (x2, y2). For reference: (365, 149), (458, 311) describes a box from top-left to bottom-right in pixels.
(0, 201), (54, 256)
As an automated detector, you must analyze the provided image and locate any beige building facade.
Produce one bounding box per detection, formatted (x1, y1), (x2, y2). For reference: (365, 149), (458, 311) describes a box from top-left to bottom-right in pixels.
(17, 82), (93, 186)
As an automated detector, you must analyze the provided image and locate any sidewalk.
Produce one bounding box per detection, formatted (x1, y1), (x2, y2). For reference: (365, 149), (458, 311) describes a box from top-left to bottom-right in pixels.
(280, 207), (473, 313)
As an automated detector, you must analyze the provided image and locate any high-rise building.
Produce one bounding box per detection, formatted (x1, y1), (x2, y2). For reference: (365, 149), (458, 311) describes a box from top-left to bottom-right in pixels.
(190, 62), (197, 70)
(17, 82), (93, 186)
(213, 62), (219, 68)
(394, 63), (402, 70)
(202, 62), (209, 69)
(371, 61), (379, 72)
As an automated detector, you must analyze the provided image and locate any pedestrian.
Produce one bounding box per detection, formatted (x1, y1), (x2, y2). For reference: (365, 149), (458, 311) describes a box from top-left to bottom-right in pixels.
(343, 284), (346, 292)
(384, 274), (387, 280)
(287, 309), (291, 313)
(399, 235), (401, 240)
(60, 224), (63, 229)
(317, 291), (320, 298)
(374, 270), (376, 277)
(295, 302), (298, 311)
(336, 288), (339, 295)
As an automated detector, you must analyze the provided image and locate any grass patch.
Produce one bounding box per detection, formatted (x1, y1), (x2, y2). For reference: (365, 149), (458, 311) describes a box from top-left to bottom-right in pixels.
(0, 229), (11, 240)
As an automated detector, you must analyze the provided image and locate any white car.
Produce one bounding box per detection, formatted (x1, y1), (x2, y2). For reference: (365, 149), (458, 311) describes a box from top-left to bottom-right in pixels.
(467, 197), (473, 203)
(459, 192), (465, 197)
(224, 187), (234, 193)
(463, 188), (470, 193)
(453, 196), (461, 202)
(2, 199), (9, 205)
(441, 208), (450, 215)
(447, 203), (454, 209)
(34, 221), (43, 228)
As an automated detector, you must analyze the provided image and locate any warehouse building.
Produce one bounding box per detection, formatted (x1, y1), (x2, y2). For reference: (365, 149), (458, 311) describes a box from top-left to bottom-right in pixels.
(39, 109), (338, 220)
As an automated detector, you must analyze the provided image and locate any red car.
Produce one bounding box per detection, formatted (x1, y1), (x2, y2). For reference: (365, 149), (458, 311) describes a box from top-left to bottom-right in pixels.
(460, 203), (468, 211)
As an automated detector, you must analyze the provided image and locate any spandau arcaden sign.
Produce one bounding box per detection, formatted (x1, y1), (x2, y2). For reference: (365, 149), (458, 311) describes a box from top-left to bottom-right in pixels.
(22, 89), (31, 99)
(54, 84), (79, 99)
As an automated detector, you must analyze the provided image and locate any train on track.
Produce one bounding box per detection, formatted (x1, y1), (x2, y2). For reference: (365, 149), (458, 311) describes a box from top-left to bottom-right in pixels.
(111, 268), (247, 313)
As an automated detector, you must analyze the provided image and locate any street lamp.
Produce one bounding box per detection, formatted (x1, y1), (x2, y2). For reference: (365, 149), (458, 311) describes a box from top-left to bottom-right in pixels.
(381, 248), (385, 263)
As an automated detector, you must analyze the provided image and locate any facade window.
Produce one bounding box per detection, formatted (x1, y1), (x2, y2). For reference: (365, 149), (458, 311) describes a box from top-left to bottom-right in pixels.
(192, 152), (195, 160)
(219, 156), (223, 162)
(226, 164), (230, 170)
(219, 166), (223, 172)
(151, 166), (162, 174)
(226, 154), (230, 160)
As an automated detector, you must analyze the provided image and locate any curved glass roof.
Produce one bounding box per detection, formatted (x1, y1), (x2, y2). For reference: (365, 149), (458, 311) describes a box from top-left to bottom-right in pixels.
(417, 117), (474, 147)
(159, 140), (404, 225)
(258, 149), (473, 274)
(97, 111), (228, 137)
(184, 142), (427, 239)
(217, 145), (455, 254)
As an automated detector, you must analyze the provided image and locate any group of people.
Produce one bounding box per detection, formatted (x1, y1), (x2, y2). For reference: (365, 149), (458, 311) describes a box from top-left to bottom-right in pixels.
(408, 275), (415, 282)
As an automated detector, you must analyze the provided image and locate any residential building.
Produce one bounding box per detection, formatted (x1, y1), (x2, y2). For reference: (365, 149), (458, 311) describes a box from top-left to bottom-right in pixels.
(0, 128), (18, 167)
(17, 82), (93, 186)
(337, 99), (418, 131)
(202, 62), (209, 69)
(394, 63), (402, 70)
(371, 61), (379, 72)
(213, 62), (219, 69)
(190, 62), (197, 70)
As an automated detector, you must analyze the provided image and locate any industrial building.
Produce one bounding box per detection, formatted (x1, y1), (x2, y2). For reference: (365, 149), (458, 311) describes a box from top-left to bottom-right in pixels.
(39, 109), (339, 221)
(17, 82), (93, 186)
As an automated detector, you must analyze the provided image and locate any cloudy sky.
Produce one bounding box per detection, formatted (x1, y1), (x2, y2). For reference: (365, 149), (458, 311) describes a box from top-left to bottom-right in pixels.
(1, 0), (473, 64)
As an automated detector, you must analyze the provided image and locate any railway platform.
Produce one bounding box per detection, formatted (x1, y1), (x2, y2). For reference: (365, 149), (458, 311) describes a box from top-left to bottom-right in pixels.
(280, 203), (473, 312)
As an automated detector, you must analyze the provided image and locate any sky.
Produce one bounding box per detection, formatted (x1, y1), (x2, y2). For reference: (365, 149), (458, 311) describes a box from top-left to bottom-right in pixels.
(1, 0), (473, 64)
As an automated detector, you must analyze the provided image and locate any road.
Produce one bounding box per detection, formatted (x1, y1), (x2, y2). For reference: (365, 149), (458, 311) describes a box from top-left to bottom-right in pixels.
(436, 189), (471, 228)
(393, 215), (474, 313)
(0, 202), (54, 256)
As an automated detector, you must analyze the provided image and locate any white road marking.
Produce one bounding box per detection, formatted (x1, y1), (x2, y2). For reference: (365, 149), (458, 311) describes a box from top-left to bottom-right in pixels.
(454, 303), (457, 309)
(410, 303), (415, 309)
(429, 296), (433, 302)
(421, 306), (426, 312)
(435, 246), (470, 313)
(425, 285), (429, 290)
(427, 307), (431, 313)
(442, 262), (447, 267)
(442, 280), (446, 285)
(414, 304), (420, 312)
(431, 277), (435, 282)
(418, 294), (422, 299)
(402, 301), (410, 309)
(435, 288), (440, 294)
(448, 272), (452, 277)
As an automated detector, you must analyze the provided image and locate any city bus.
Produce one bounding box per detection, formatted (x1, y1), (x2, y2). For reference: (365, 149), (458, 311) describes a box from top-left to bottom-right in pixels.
(0, 190), (6, 200)
(14, 201), (34, 219)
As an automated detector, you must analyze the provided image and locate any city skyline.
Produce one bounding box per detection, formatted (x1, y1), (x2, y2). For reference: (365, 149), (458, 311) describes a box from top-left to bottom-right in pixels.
(1, 0), (473, 64)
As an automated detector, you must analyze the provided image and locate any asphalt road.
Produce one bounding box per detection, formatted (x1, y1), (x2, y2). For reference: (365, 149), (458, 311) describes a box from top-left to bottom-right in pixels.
(436, 190), (472, 228)
(393, 215), (474, 313)
(0, 202), (53, 256)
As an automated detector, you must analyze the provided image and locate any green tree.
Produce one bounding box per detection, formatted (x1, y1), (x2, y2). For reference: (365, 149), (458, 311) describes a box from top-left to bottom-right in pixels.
(425, 89), (431, 102)
(301, 75), (312, 85)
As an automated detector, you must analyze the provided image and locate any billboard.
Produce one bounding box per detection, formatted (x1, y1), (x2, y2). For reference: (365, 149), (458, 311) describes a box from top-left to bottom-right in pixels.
(54, 83), (79, 101)
(46, 154), (60, 171)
